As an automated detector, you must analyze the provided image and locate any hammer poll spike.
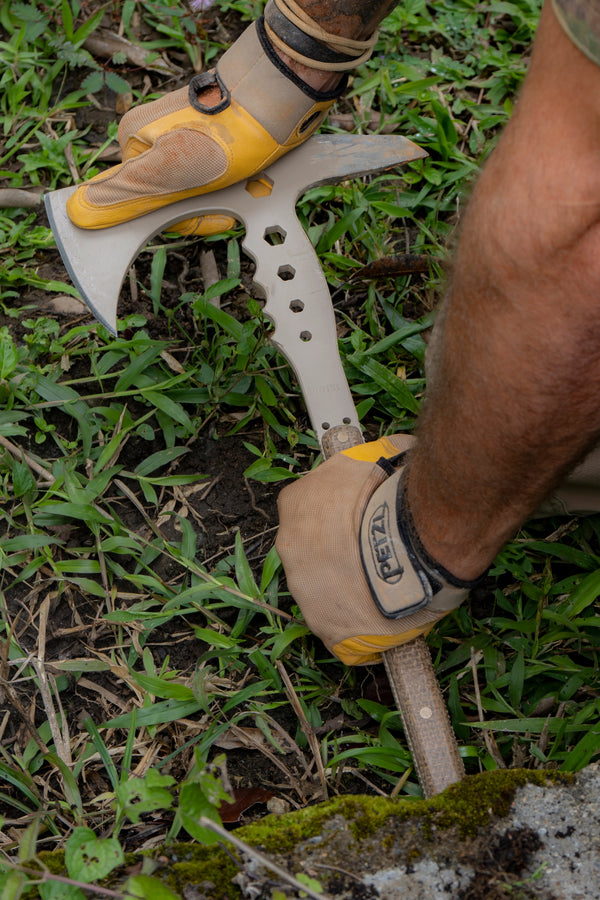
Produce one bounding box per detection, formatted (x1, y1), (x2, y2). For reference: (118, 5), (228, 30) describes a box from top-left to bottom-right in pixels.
(45, 134), (465, 796)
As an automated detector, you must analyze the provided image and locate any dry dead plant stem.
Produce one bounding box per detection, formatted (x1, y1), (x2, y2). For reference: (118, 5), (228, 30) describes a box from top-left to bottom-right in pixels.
(275, 659), (328, 799)
(5, 862), (125, 897)
(227, 722), (310, 803)
(35, 597), (72, 765)
(0, 435), (54, 484)
(198, 815), (331, 900)
(1, 617), (49, 754)
(470, 646), (506, 769)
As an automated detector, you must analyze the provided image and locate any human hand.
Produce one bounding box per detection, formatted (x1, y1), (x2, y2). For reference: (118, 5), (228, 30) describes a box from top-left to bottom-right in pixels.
(276, 435), (473, 665)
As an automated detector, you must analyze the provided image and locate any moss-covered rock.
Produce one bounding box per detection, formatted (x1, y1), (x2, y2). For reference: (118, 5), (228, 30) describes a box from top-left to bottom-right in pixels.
(27, 769), (573, 899)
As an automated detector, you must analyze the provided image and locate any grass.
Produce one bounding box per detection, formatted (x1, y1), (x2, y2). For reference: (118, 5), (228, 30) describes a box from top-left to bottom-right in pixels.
(2, 0), (600, 895)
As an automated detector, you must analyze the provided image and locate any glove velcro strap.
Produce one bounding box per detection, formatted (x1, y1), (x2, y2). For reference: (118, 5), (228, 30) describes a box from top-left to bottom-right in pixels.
(264, 0), (378, 71)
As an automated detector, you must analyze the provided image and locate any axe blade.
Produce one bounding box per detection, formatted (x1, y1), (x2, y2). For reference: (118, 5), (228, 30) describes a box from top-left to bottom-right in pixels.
(44, 135), (425, 334)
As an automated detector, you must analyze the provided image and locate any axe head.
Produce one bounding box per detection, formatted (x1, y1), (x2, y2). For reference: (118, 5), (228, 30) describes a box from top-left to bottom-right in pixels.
(45, 135), (426, 334)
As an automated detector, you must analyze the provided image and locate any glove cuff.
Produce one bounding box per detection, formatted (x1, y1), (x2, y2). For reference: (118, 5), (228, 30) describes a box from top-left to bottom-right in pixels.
(211, 19), (346, 148)
(360, 462), (486, 620)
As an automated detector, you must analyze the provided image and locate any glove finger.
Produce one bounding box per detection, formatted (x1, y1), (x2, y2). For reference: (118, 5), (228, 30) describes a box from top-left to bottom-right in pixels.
(277, 434), (458, 665)
(67, 129), (229, 228)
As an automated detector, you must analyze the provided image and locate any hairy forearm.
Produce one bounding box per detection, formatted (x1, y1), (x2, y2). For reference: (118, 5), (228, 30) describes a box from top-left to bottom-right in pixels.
(406, 2), (600, 579)
(296, 0), (399, 38)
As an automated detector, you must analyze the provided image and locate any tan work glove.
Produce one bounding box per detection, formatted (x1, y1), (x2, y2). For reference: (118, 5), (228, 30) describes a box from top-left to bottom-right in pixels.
(276, 435), (482, 665)
(67, 17), (343, 231)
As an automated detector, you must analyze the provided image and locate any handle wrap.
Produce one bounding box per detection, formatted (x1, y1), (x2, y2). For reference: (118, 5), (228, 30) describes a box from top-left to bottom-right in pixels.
(384, 639), (465, 797)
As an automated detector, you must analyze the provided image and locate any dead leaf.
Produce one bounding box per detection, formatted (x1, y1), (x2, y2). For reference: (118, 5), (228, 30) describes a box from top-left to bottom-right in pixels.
(218, 787), (274, 823)
(213, 726), (269, 751)
(160, 350), (185, 374)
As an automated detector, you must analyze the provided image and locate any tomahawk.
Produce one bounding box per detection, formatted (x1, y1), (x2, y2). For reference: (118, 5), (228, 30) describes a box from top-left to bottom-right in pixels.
(45, 134), (465, 797)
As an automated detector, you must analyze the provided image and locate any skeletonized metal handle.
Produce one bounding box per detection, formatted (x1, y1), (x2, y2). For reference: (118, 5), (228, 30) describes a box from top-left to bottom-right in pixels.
(320, 434), (464, 797)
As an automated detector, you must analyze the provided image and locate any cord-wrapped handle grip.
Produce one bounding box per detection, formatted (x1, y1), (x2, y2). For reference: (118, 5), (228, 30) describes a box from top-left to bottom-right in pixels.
(383, 638), (465, 797)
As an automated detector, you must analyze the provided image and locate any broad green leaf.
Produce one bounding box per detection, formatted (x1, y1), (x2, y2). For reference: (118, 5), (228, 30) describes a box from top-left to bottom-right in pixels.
(269, 624), (310, 661)
(1, 871), (26, 900)
(40, 880), (86, 900)
(116, 771), (175, 824)
(115, 345), (163, 393)
(260, 546), (281, 593)
(123, 875), (181, 899)
(234, 530), (258, 597)
(347, 351), (420, 413)
(64, 827), (124, 883)
(2, 534), (61, 552)
(103, 698), (203, 730)
(18, 815), (40, 862)
(563, 568), (600, 617)
(178, 783), (222, 845)
(133, 446), (189, 476)
(0, 328), (17, 378)
(143, 390), (192, 428)
(193, 627), (237, 649)
(192, 294), (243, 340)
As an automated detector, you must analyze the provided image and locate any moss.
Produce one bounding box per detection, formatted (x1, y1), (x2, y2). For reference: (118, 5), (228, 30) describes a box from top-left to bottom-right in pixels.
(233, 768), (570, 852)
(165, 854), (241, 898)
(421, 768), (570, 839)
(36, 851), (65, 875)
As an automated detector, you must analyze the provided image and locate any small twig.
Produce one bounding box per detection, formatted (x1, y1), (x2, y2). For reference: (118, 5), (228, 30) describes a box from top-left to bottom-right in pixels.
(2, 862), (125, 898)
(0, 188), (42, 208)
(0, 435), (54, 484)
(128, 264), (138, 303)
(389, 767), (413, 798)
(276, 659), (328, 799)
(0, 675), (49, 755)
(227, 722), (309, 803)
(243, 476), (270, 520)
(198, 816), (331, 900)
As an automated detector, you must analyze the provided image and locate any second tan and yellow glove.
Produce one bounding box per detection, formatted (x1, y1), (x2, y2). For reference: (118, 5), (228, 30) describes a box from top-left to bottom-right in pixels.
(66, 16), (344, 231)
(276, 435), (483, 666)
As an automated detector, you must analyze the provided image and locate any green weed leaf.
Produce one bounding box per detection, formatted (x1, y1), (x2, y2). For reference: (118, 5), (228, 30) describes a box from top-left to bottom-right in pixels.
(40, 881), (86, 900)
(123, 875), (181, 899)
(234, 530), (258, 596)
(64, 827), (124, 883)
(116, 770), (175, 824)
(0, 328), (17, 378)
